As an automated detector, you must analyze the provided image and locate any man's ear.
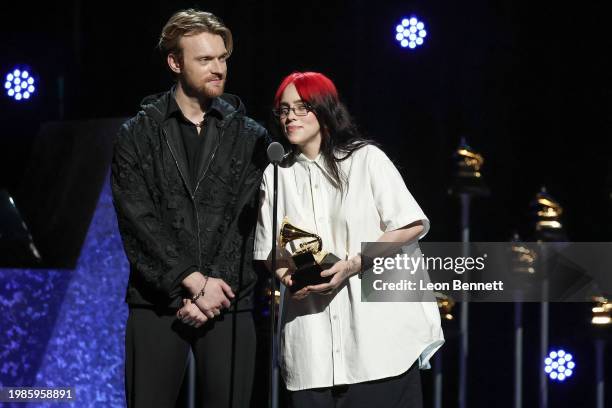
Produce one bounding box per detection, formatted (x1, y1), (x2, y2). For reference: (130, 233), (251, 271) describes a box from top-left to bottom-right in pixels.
(167, 53), (182, 74)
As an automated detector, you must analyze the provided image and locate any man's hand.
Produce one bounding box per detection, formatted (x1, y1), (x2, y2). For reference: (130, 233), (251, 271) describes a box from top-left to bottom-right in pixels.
(194, 277), (234, 318)
(182, 272), (235, 318)
(177, 299), (208, 328)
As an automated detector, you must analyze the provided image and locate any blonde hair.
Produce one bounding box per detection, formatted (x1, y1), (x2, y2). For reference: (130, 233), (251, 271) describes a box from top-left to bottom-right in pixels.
(158, 9), (233, 61)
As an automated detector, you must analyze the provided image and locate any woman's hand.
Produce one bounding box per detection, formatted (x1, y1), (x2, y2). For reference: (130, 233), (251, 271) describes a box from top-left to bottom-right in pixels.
(292, 256), (361, 299)
(276, 267), (295, 288)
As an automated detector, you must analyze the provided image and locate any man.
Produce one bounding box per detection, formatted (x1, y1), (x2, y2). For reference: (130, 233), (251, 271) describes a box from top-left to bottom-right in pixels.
(111, 9), (268, 408)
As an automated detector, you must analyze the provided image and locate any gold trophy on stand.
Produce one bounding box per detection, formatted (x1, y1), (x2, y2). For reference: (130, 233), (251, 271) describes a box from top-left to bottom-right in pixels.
(279, 217), (341, 292)
(448, 137), (490, 196)
(531, 187), (567, 242)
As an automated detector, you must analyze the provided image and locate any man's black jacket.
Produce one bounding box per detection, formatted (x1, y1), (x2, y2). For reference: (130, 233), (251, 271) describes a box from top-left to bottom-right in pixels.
(111, 89), (269, 308)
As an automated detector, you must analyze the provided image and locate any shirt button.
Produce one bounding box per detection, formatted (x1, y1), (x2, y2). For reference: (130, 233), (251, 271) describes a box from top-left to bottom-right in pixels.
(314, 184), (319, 189)
(332, 315), (338, 320)
(335, 349), (340, 353)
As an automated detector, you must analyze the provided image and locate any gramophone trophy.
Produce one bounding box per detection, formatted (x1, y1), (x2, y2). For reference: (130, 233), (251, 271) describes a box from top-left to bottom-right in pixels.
(448, 138), (490, 196)
(279, 217), (341, 292)
(531, 187), (567, 241)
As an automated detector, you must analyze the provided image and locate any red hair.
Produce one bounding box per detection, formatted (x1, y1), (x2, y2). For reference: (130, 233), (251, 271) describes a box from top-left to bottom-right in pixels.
(273, 72), (339, 107)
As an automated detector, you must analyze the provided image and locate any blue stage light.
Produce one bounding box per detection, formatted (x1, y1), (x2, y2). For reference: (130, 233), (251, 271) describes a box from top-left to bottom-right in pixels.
(4, 66), (36, 101)
(395, 16), (428, 50)
(545, 349), (575, 382)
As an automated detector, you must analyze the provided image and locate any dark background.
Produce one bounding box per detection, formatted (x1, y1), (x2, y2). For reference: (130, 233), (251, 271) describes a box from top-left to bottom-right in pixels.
(1, 1), (610, 407)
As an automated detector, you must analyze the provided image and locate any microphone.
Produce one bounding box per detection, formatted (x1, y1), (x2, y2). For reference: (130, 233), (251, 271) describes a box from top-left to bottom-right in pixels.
(267, 142), (285, 164)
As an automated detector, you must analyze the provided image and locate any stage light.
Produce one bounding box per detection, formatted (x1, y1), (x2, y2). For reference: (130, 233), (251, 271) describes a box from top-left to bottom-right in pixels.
(394, 16), (428, 50)
(4, 66), (37, 101)
(545, 349), (575, 382)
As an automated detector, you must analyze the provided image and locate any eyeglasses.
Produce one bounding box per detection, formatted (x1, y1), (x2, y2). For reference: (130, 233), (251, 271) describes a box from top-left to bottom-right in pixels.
(272, 103), (313, 118)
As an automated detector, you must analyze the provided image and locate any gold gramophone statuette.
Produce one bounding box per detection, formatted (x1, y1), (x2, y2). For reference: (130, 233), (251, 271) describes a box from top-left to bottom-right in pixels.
(455, 146), (484, 179)
(534, 188), (563, 231)
(279, 217), (341, 292)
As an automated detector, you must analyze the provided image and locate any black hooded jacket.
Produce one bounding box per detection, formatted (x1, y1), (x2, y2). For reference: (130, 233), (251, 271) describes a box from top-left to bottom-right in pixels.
(111, 89), (269, 308)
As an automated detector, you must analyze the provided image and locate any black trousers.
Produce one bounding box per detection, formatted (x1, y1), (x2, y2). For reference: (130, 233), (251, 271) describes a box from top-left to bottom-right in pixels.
(125, 306), (256, 408)
(289, 362), (423, 408)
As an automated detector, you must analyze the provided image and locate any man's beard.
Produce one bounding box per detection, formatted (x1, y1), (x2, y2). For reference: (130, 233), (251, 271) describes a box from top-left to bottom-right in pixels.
(181, 76), (226, 99)
(200, 78), (225, 99)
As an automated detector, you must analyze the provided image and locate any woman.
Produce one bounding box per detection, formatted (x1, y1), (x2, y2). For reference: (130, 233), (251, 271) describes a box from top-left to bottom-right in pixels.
(254, 72), (443, 408)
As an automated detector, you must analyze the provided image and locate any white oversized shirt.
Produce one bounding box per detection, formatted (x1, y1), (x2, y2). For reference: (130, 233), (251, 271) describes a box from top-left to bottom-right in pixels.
(254, 144), (444, 391)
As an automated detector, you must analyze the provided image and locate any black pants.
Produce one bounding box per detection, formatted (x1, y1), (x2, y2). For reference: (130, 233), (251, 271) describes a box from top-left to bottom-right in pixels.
(289, 362), (423, 408)
(125, 306), (256, 408)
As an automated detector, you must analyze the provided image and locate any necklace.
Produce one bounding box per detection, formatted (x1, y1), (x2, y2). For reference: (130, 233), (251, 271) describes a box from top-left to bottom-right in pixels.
(185, 117), (205, 128)
(194, 120), (205, 128)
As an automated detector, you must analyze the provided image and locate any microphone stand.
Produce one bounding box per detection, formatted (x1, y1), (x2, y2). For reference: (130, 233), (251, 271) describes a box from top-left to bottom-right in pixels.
(267, 143), (284, 408)
(268, 160), (279, 408)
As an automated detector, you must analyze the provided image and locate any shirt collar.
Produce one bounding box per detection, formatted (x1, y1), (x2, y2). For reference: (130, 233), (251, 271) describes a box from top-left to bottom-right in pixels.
(296, 152), (324, 165)
(165, 88), (225, 122)
(296, 152), (338, 180)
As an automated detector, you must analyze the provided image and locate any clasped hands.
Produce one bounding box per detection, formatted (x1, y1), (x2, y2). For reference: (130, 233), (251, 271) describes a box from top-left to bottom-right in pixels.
(177, 272), (235, 328)
(278, 255), (361, 300)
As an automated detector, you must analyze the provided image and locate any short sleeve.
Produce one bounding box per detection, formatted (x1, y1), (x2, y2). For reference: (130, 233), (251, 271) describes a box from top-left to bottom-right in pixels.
(367, 146), (430, 239)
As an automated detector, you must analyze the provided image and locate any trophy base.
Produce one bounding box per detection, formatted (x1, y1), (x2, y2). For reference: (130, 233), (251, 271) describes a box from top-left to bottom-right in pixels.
(289, 252), (341, 293)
